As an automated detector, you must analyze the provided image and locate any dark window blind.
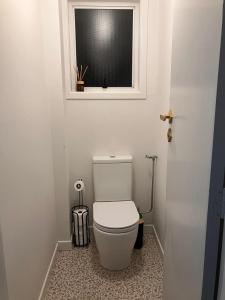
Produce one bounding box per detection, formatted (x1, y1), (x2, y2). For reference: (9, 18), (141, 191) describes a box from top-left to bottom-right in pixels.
(75, 9), (133, 87)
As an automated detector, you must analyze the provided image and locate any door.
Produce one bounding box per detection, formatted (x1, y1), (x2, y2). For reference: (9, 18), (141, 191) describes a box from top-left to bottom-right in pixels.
(202, 2), (225, 299)
(217, 35), (225, 293)
(163, 1), (223, 300)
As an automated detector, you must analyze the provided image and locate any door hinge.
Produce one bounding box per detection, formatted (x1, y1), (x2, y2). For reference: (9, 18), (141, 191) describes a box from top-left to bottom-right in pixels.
(217, 189), (225, 219)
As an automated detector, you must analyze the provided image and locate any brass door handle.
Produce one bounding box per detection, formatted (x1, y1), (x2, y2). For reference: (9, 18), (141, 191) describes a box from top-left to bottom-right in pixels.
(160, 110), (173, 124)
(167, 128), (172, 142)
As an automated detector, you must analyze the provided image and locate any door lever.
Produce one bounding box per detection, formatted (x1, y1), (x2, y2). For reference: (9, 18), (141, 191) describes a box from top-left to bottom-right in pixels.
(160, 110), (173, 124)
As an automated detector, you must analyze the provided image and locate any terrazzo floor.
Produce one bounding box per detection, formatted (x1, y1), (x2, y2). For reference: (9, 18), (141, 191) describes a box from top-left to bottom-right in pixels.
(45, 232), (163, 300)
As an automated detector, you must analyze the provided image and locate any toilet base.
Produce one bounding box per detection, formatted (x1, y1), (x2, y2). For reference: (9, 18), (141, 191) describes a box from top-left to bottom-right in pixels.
(93, 226), (138, 270)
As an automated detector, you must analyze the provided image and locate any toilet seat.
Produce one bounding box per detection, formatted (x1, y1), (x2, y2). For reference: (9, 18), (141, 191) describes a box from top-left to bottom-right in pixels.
(94, 221), (138, 234)
(93, 201), (139, 234)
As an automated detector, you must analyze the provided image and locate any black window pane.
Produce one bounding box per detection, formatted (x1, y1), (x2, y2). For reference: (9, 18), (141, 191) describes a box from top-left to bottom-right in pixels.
(75, 9), (133, 87)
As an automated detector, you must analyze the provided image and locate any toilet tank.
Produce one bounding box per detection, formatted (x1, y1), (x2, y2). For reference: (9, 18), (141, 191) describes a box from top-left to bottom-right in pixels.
(93, 155), (132, 202)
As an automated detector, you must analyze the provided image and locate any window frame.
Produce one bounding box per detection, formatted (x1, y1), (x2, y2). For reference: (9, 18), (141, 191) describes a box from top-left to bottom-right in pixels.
(61, 0), (149, 100)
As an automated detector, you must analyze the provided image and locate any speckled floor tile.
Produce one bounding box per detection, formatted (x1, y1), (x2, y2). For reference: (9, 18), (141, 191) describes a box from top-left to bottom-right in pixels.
(45, 233), (163, 300)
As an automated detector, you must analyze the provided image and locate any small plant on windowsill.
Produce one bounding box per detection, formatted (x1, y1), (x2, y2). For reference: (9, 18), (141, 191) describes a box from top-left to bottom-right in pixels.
(74, 65), (88, 92)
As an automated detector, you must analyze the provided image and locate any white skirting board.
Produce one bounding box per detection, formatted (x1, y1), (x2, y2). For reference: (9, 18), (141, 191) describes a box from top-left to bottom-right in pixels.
(143, 224), (154, 234)
(38, 243), (58, 300)
(144, 224), (165, 257)
(38, 239), (72, 300)
(38, 225), (163, 298)
(57, 240), (73, 251)
(152, 226), (165, 257)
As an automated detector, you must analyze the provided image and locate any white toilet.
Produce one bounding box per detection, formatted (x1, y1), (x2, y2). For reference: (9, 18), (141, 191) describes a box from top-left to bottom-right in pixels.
(93, 155), (139, 270)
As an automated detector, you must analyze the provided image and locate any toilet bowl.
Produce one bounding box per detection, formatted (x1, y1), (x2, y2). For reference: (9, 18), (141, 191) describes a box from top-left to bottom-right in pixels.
(93, 201), (139, 270)
(92, 155), (139, 270)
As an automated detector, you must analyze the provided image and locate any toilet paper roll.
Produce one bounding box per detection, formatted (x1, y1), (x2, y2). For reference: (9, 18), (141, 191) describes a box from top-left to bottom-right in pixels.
(74, 180), (84, 192)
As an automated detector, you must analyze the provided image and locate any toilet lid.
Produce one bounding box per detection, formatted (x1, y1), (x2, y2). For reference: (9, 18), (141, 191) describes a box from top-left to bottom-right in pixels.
(93, 201), (139, 231)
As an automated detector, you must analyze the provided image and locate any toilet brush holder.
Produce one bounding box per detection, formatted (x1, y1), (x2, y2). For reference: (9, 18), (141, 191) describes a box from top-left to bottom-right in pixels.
(134, 215), (144, 249)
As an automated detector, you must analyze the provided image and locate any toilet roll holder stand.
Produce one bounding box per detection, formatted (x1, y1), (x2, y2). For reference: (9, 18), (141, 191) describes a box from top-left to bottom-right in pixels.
(72, 179), (90, 247)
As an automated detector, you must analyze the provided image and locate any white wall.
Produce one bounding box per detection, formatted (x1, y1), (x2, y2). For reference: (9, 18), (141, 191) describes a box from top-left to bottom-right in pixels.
(153, 0), (173, 248)
(0, 0), (58, 299)
(65, 0), (172, 231)
(0, 0), (172, 298)
(40, 0), (71, 241)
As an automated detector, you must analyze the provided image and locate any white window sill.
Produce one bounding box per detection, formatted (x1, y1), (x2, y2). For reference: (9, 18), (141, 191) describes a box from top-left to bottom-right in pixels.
(61, 0), (149, 101)
(66, 87), (147, 100)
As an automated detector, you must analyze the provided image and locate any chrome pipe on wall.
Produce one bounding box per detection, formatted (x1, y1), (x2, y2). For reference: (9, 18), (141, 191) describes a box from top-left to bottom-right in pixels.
(140, 155), (158, 214)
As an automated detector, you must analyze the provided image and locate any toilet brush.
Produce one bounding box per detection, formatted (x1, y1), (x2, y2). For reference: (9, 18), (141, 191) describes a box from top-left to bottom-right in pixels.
(134, 212), (144, 249)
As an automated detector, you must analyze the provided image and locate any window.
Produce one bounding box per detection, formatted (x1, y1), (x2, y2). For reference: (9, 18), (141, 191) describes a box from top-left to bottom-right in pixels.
(61, 0), (149, 99)
(75, 9), (133, 88)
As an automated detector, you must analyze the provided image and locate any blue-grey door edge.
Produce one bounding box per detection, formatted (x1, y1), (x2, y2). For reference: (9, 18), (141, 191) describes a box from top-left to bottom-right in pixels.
(201, 2), (225, 300)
